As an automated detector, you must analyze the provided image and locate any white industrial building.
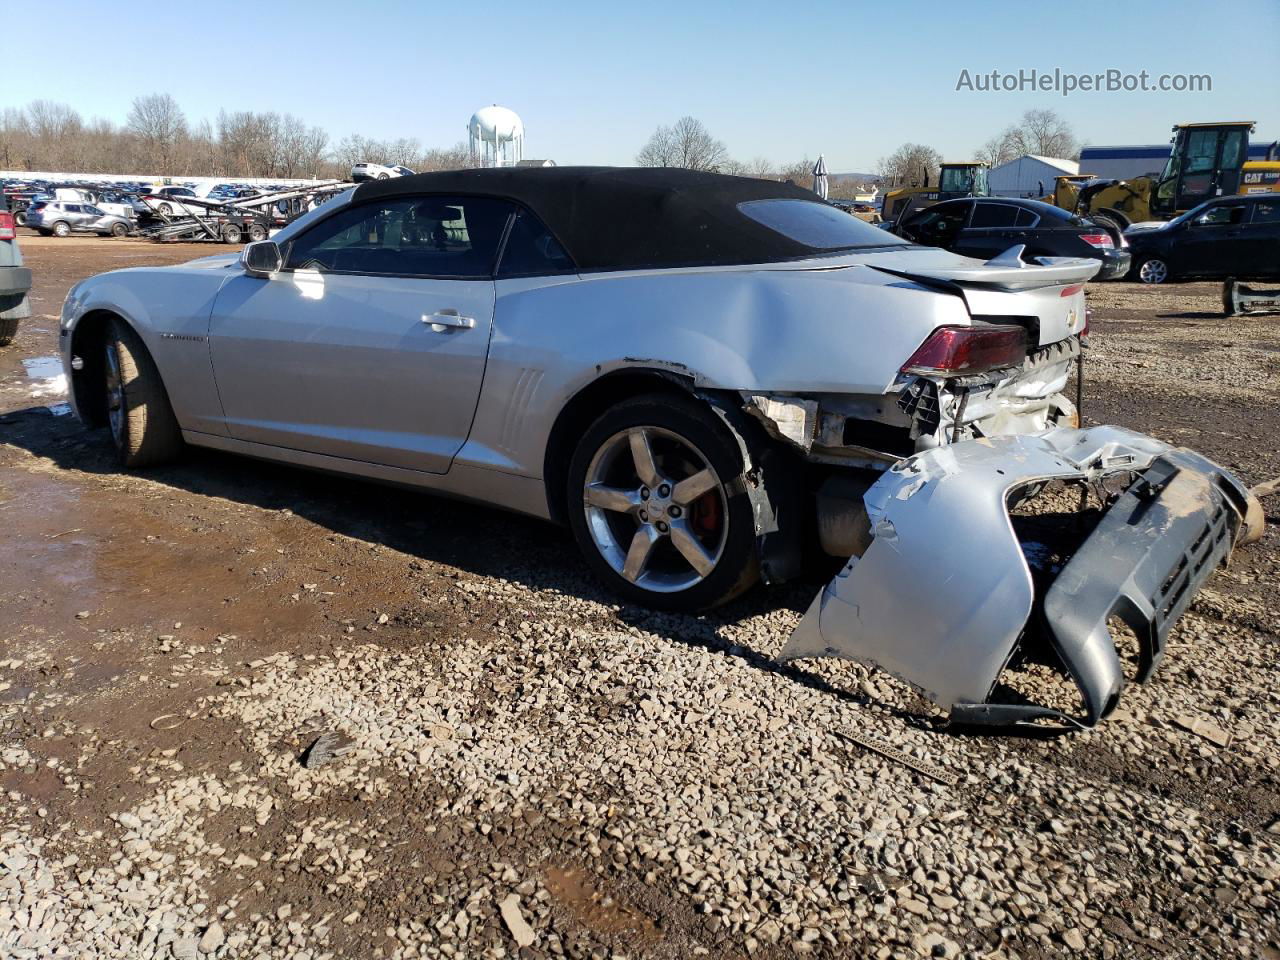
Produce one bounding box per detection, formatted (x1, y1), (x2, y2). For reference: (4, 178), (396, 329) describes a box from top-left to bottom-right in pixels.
(987, 155), (1079, 199)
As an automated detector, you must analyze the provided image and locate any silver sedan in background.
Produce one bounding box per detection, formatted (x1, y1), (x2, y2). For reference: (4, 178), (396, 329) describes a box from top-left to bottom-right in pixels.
(26, 200), (132, 237)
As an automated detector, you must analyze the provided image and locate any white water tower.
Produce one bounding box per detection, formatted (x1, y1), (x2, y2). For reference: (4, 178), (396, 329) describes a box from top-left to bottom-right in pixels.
(469, 105), (524, 168)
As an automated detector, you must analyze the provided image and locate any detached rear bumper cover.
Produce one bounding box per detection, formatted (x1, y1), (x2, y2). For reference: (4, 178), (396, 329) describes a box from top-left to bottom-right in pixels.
(780, 426), (1253, 729)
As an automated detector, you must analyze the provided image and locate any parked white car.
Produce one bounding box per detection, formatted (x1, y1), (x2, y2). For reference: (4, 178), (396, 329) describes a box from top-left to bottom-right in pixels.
(58, 168), (1262, 729)
(350, 162), (415, 182)
(143, 186), (201, 217)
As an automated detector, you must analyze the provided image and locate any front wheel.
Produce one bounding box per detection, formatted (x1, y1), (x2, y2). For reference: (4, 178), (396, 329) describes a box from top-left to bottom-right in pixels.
(1136, 257), (1169, 284)
(110, 222), (129, 237)
(104, 319), (183, 468)
(566, 394), (759, 611)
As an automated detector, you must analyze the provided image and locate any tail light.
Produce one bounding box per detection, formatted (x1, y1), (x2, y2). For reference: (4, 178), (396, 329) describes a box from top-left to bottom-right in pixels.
(901, 325), (1028, 377)
(1080, 233), (1114, 249)
(0, 212), (14, 240)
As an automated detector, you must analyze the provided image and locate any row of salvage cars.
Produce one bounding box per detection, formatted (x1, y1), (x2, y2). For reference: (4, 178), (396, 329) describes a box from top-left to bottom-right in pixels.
(58, 167), (1267, 731)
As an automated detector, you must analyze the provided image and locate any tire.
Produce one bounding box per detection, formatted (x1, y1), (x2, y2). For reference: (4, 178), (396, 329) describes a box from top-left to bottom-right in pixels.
(566, 393), (760, 611)
(14, 210), (26, 226)
(158, 202), (172, 216)
(110, 222), (129, 237)
(247, 223), (268, 242)
(376, 172), (389, 180)
(0, 317), (18, 347)
(104, 318), (183, 468)
(1136, 257), (1170, 284)
(52, 221), (71, 238)
(221, 223), (243, 244)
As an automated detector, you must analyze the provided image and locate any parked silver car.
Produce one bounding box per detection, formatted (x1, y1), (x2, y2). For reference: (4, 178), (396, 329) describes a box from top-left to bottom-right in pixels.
(27, 201), (132, 237)
(58, 168), (1262, 728)
(0, 198), (32, 345)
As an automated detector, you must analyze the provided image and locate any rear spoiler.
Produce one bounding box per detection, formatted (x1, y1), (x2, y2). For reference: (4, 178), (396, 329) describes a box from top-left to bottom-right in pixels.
(869, 245), (1101, 292)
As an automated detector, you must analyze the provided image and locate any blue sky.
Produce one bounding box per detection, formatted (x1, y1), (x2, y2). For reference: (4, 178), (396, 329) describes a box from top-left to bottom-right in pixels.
(7, 0), (1278, 171)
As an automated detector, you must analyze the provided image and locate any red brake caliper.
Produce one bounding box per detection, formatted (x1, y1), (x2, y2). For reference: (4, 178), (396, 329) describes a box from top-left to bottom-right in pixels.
(691, 492), (722, 537)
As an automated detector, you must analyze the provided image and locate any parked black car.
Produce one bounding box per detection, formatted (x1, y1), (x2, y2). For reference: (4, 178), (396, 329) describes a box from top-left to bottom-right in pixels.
(1124, 194), (1280, 284)
(894, 197), (1131, 280)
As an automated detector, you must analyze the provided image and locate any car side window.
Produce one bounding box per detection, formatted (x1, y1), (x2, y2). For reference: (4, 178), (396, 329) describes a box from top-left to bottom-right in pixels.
(1249, 201), (1280, 224)
(1013, 208), (1039, 228)
(906, 202), (970, 238)
(497, 209), (574, 277)
(1195, 205), (1245, 226)
(970, 203), (1020, 229)
(284, 196), (514, 278)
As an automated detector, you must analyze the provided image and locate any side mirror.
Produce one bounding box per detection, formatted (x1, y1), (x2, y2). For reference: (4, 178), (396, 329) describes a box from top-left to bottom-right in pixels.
(242, 240), (282, 277)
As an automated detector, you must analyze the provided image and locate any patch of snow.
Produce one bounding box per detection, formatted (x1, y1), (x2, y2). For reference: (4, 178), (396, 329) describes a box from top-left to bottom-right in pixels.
(23, 355), (67, 399)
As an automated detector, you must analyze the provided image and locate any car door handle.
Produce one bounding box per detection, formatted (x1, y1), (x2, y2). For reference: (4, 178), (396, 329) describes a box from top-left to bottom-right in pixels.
(422, 311), (475, 331)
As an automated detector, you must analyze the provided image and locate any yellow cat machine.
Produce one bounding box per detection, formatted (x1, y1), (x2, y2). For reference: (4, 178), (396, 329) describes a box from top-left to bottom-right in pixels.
(1239, 141), (1280, 196)
(1050, 122), (1277, 236)
(880, 163), (989, 227)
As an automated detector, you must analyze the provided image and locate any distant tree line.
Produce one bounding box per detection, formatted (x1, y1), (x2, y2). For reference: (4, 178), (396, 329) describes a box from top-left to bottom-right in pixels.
(872, 109), (1082, 190)
(635, 116), (869, 197)
(0, 94), (471, 180)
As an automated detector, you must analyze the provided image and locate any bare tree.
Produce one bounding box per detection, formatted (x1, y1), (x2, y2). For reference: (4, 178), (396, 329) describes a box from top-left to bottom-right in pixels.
(976, 109), (1078, 166)
(418, 142), (470, 172)
(876, 143), (942, 187)
(0, 95), (474, 180)
(636, 116), (729, 172)
(126, 94), (188, 174)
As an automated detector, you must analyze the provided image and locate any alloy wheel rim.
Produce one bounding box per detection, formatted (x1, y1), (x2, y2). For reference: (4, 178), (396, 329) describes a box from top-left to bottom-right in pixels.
(1141, 259), (1167, 284)
(583, 426), (728, 593)
(105, 342), (124, 446)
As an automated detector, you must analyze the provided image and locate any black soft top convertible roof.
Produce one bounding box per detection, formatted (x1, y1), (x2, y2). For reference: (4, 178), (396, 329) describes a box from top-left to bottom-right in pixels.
(352, 166), (859, 271)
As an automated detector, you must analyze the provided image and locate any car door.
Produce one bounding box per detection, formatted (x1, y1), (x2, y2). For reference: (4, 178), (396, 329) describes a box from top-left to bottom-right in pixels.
(1173, 203), (1246, 277)
(954, 202), (1024, 260)
(207, 194), (514, 474)
(1243, 199), (1280, 278)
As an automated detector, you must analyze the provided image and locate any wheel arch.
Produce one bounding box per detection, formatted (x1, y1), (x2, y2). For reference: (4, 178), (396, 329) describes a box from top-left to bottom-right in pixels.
(543, 367), (804, 583)
(68, 309), (132, 426)
(543, 367), (700, 525)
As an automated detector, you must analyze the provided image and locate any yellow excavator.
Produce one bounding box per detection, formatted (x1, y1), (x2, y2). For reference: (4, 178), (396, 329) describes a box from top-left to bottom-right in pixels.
(880, 163), (989, 226)
(1047, 122), (1280, 235)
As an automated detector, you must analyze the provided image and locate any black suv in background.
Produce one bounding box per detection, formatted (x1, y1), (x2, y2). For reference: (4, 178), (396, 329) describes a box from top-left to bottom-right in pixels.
(894, 197), (1132, 280)
(1123, 194), (1280, 284)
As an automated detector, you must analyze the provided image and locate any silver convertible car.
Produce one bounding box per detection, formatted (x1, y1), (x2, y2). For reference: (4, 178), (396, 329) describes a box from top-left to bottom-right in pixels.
(60, 168), (1264, 729)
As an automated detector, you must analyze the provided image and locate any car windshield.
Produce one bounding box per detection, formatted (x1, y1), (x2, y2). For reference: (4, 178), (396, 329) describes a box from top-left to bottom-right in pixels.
(737, 199), (907, 251)
(939, 167), (975, 193)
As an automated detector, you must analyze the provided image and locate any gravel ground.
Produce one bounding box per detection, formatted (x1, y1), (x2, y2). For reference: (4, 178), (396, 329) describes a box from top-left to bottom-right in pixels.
(1, 240), (1278, 959)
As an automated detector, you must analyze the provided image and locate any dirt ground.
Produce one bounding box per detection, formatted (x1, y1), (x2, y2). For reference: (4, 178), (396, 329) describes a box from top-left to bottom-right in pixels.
(1, 234), (1278, 960)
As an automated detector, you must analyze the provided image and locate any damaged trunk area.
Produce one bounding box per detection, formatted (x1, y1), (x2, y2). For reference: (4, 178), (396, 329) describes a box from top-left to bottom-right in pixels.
(780, 426), (1261, 731)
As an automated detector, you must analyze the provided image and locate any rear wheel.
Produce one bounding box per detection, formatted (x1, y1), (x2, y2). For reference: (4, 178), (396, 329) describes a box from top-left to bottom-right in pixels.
(52, 221), (71, 238)
(221, 223), (243, 244)
(157, 202), (172, 216)
(14, 210), (26, 226)
(104, 319), (183, 468)
(376, 172), (390, 180)
(1137, 257), (1169, 284)
(247, 223), (268, 242)
(566, 394), (759, 611)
